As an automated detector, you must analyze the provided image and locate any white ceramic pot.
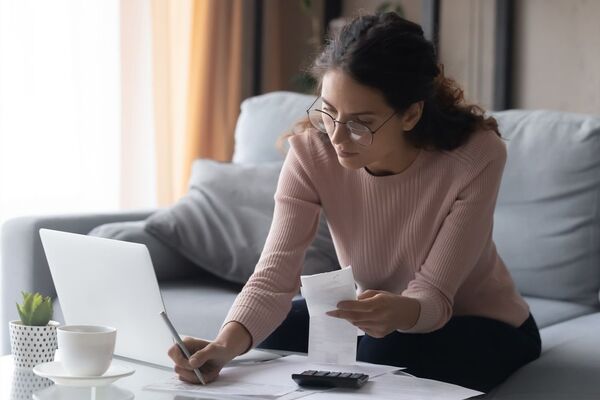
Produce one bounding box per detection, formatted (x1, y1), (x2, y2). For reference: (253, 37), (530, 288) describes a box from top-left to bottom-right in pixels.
(9, 320), (60, 369)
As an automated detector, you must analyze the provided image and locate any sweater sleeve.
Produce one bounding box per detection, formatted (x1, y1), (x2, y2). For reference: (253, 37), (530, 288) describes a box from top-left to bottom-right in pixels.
(401, 145), (507, 333)
(222, 135), (322, 348)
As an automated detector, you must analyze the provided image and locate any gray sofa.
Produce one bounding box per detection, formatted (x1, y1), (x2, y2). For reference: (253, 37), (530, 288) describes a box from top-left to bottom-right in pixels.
(2, 91), (600, 398)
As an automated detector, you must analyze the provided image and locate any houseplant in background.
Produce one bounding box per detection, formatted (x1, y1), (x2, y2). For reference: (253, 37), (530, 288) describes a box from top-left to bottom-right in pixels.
(290, 0), (321, 93)
(9, 292), (59, 369)
(291, 1), (405, 93)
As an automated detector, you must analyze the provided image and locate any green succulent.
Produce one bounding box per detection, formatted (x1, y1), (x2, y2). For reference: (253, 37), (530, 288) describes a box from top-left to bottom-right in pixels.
(16, 291), (53, 326)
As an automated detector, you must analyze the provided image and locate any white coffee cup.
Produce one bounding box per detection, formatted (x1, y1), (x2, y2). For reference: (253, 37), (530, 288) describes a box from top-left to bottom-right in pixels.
(57, 325), (116, 376)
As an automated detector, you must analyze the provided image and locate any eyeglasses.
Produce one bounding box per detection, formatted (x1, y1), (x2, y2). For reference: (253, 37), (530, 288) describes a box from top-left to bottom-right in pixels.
(306, 97), (397, 146)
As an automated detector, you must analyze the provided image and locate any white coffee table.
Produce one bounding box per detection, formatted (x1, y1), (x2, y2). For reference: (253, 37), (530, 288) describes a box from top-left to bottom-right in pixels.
(0, 349), (296, 400)
(1, 352), (426, 400)
(1, 354), (180, 399)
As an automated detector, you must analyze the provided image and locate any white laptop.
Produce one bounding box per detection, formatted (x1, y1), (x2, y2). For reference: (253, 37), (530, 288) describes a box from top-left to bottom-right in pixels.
(39, 228), (174, 368)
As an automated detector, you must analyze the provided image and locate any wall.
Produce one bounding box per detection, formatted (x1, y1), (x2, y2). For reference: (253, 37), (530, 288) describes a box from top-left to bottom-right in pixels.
(341, 0), (497, 110)
(439, 0), (496, 110)
(271, 0), (600, 115)
(513, 0), (600, 114)
(439, 0), (600, 114)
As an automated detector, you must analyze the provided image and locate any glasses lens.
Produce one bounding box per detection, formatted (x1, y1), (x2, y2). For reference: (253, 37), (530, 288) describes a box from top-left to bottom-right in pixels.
(347, 121), (373, 146)
(308, 110), (334, 134)
(307, 101), (374, 146)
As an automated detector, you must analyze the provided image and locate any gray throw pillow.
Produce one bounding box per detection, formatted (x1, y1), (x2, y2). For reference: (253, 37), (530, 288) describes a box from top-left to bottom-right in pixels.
(144, 159), (338, 284)
(491, 110), (600, 306)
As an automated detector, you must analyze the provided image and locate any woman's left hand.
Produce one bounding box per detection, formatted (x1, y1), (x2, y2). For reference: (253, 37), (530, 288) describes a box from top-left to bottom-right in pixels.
(325, 290), (420, 338)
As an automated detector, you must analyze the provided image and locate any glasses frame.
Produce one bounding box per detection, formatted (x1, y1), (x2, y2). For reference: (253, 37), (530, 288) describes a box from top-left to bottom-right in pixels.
(306, 96), (397, 146)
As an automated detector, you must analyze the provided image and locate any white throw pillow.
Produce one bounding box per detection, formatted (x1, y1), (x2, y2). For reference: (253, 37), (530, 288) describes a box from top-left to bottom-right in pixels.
(232, 91), (315, 164)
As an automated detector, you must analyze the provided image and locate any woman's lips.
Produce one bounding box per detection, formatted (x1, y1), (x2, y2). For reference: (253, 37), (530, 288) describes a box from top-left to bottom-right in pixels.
(337, 150), (358, 158)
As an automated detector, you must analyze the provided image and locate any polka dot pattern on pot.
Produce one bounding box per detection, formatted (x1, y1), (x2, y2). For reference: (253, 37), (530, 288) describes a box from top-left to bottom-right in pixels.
(9, 321), (59, 369)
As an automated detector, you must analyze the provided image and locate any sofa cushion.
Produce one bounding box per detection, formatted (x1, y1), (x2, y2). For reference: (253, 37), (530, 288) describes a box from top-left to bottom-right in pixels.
(158, 280), (242, 340)
(151, 281), (303, 341)
(144, 159), (338, 284)
(491, 110), (600, 306)
(537, 311), (600, 351)
(232, 91), (315, 164)
(88, 220), (202, 282)
(523, 296), (597, 329)
(483, 312), (600, 399)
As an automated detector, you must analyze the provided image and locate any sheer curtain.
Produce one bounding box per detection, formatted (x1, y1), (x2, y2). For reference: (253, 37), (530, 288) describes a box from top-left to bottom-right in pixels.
(151, 0), (254, 205)
(0, 0), (157, 347)
(0, 0), (158, 230)
(0, 0), (121, 220)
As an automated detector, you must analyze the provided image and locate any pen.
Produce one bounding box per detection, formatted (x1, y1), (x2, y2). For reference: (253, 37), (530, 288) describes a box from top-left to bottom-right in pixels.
(159, 310), (207, 385)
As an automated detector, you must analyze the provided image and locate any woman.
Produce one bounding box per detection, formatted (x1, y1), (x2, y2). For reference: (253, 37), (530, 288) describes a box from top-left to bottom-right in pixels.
(168, 12), (541, 392)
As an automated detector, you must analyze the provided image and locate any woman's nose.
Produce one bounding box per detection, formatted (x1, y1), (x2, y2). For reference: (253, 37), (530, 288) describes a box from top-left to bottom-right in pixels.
(329, 122), (350, 145)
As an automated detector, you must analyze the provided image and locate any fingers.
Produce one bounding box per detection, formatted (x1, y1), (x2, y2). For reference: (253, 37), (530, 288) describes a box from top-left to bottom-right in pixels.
(175, 364), (220, 384)
(357, 289), (383, 300)
(168, 337), (209, 370)
(183, 336), (209, 353)
(174, 365), (200, 384)
(189, 343), (225, 370)
(355, 320), (393, 338)
(167, 344), (191, 369)
(176, 358), (222, 384)
(327, 309), (378, 324)
(329, 290), (388, 314)
(188, 344), (212, 369)
(327, 300), (375, 319)
(169, 338), (225, 385)
(324, 290), (395, 339)
(199, 363), (221, 383)
(336, 300), (370, 311)
(337, 294), (382, 311)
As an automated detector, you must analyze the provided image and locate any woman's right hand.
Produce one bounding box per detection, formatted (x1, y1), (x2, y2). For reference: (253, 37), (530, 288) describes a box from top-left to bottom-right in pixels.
(168, 337), (237, 384)
(167, 321), (252, 384)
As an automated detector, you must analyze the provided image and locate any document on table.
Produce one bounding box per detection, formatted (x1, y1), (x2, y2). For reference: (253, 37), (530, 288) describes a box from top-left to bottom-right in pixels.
(144, 375), (294, 398)
(302, 373), (483, 400)
(300, 265), (359, 365)
(219, 355), (401, 383)
(144, 354), (402, 399)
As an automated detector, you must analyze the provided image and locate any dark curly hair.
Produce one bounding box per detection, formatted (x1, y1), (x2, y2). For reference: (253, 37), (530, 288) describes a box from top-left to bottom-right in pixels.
(294, 12), (500, 151)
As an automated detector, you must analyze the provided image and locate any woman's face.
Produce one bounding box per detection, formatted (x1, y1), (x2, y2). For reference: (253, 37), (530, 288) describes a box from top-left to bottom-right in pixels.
(320, 69), (422, 175)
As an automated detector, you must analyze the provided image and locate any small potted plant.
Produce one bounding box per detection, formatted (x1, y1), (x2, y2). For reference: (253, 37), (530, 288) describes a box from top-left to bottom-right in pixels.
(9, 292), (60, 369)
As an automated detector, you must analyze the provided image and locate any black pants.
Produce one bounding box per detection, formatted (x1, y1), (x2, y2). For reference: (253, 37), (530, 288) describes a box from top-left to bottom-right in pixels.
(257, 298), (541, 392)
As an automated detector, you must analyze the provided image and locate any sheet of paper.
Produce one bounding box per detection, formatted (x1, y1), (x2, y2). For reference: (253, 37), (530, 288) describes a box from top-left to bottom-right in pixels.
(144, 375), (295, 398)
(301, 373), (483, 400)
(228, 348), (283, 366)
(306, 315), (357, 364)
(143, 354), (402, 399)
(300, 265), (359, 364)
(219, 354), (402, 384)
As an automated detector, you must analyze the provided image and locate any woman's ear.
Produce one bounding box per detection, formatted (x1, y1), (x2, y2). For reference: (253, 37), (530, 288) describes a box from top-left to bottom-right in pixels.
(401, 101), (424, 132)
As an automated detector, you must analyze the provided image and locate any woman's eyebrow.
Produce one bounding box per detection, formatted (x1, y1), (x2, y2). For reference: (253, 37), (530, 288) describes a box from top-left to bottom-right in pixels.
(321, 97), (377, 116)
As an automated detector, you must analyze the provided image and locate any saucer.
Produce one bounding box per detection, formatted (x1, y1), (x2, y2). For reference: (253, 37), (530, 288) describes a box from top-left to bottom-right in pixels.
(33, 361), (135, 387)
(33, 385), (135, 400)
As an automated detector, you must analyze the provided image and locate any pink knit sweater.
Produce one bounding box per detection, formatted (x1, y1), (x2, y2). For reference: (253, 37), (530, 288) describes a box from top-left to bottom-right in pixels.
(224, 129), (530, 348)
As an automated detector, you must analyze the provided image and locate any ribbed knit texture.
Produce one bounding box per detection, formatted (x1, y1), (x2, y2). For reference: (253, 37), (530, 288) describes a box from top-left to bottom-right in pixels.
(224, 130), (530, 348)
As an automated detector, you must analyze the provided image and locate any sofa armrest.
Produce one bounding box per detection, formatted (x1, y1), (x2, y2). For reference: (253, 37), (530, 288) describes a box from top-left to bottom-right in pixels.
(1, 210), (155, 354)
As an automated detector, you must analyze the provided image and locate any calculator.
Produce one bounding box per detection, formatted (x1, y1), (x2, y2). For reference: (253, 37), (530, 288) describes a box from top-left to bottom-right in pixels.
(291, 370), (369, 388)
